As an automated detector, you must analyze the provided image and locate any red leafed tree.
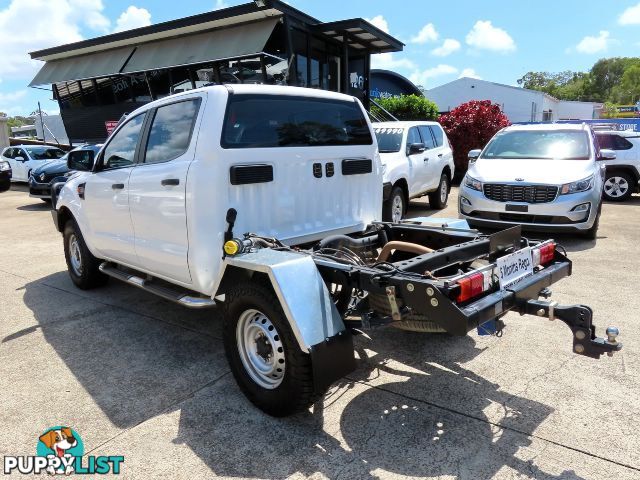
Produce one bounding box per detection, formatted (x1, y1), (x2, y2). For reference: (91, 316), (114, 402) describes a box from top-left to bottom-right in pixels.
(439, 100), (510, 179)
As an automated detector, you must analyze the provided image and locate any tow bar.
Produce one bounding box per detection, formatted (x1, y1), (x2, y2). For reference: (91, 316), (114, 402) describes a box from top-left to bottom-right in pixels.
(521, 299), (622, 358)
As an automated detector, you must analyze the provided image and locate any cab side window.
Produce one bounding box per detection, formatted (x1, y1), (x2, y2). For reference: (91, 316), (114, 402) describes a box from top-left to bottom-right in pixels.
(100, 114), (146, 170)
(430, 125), (444, 147)
(144, 99), (200, 164)
(418, 126), (436, 149)
(406, 127), (421, 154)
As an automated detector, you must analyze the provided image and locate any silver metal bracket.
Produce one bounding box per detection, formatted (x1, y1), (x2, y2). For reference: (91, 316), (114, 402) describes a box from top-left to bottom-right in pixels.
(385, 286), (402, 321)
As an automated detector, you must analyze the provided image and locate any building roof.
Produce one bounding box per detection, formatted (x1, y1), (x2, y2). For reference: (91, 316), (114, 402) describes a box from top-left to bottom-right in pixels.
(30, 0), (402, 62)
(428, 76), (560, 102)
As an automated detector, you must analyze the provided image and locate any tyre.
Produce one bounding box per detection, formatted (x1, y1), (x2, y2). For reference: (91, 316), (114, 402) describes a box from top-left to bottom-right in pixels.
(428, 173), (449, 210)
(603, 172), (633, 202)
(223, 282), (320, 417)
(63, 220), (108, 289)
(367, 293), (447, 333)
(382, 186), (405, 223)
(583, 201), (602, 240)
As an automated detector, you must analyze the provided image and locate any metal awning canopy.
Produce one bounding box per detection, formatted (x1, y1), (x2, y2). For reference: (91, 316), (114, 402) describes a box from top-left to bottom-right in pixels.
(314, 19), (404, 53)
(29, 18), (280, 86)
(29, 47), (135, 87)
(122, 18), (279, 73)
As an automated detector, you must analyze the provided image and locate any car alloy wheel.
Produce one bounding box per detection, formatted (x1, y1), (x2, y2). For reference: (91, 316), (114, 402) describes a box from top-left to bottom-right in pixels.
(68, 233), (83, 276)
(236, 308), (286, 389)
(440, 177), (448, 203)
(391, 193), (404, 223)
(604, 176), (629, 199)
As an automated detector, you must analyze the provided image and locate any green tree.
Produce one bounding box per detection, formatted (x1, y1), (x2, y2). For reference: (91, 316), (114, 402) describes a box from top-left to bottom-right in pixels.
(586, 57), (640, 102)
(620, 64), (640, 104)
(371, 94), (439, 121)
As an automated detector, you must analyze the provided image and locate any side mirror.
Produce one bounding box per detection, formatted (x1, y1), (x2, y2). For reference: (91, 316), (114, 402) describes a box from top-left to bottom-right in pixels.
(14, 156), (25, 162)
(598, 149), (616, 161)
(67, 150), (95, 172)
(407, 142), (426, 155)
(468, 149), (481, 162)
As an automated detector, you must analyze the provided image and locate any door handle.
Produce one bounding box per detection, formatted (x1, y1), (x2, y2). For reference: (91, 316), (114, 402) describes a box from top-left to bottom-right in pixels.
(423, 158), (429, 162)
(437, 153), (443, 157)
(161, 178), (180, 186)
(111, 183), (125, 190)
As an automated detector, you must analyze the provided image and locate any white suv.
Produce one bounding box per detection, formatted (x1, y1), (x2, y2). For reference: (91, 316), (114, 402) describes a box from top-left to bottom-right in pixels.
(594, 129), (640, 201)
(374, 121), (455, 222)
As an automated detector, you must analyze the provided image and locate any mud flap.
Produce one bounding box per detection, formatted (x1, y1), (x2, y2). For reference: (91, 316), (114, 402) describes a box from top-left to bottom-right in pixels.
(309, 330), (356, 394)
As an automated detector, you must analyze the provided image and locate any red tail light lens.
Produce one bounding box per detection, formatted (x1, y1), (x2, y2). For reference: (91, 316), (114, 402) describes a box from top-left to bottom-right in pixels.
(539, 242), (556, 265)
(456, 272), (484, 303)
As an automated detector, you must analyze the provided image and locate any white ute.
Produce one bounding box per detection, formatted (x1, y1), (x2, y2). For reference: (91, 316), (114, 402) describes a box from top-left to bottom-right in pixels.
(51, 85), (622, 417)
(374, 121), (455, 222)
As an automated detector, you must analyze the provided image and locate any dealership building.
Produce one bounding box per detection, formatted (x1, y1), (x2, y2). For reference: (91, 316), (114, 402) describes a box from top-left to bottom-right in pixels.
(28, 0), (410, 144)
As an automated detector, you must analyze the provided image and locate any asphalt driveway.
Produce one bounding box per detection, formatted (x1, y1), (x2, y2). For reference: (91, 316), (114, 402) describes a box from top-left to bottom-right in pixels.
(1, 184), (639, 479)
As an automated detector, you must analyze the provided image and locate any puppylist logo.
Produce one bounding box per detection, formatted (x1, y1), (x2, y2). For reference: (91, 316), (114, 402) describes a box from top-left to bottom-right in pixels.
(4, 426), (124, 475)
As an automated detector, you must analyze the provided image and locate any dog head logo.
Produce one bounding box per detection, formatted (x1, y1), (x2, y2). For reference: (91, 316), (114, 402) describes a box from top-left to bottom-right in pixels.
(39, 427), (79, 458)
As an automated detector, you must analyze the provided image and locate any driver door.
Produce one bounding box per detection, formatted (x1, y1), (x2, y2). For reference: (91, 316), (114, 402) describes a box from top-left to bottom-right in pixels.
(406, 127), (427, 196)
(83, 113), (146, 265)
(13, 148), (29, 181)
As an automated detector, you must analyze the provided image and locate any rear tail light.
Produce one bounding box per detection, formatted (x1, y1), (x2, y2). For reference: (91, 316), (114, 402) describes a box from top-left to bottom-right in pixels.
(456, 269), (493, 303)
(532, 241), (556, 266)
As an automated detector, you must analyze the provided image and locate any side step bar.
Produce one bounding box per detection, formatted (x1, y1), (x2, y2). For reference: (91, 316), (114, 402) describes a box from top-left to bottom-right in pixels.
(99, 262), (216, 309)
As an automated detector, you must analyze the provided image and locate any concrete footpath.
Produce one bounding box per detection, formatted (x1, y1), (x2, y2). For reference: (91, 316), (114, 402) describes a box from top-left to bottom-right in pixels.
(1, 184), (639, 479)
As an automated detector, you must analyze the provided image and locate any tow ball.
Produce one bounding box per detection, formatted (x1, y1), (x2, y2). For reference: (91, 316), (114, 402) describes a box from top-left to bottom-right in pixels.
(523, 299), (622, 359)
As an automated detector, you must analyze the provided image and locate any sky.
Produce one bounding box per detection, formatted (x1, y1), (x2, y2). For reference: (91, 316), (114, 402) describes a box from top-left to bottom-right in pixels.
(1, 0), (640, 117)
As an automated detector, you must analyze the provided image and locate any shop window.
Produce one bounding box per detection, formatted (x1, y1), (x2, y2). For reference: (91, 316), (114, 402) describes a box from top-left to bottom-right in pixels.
(292, 29), (308, 87)
(146, 69), (171, 100)
(542, 110), (553, 122)
(96, 77), (116, 105)
(79, 80), (98, 107)
(129, 74), (152, 102)
(170, 66), (194, 94)
(111, 77), (133, 103)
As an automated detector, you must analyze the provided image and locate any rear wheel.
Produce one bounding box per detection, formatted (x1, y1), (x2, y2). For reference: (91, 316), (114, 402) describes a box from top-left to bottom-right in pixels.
(429, 174), (449, 209)
(603, 172), (633, 202)
(223, 282), (320, 416)
(383, 186), (405, 223)
(63, 220), (108, 289)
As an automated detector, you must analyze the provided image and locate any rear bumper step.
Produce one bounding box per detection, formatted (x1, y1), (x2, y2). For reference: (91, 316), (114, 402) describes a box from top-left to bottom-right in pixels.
(99, 262), (216, 309)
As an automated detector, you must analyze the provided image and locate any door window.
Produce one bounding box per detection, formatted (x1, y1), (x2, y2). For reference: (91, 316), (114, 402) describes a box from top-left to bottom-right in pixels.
(430, 125), (445, 147)
(2, 148), (14, 159)
(406, 127), (421, 153)
(144, 99), (201, 164)
(15, 149), (27, 160)
(100, 114), (146, 170)
(418, 126), (436, 149)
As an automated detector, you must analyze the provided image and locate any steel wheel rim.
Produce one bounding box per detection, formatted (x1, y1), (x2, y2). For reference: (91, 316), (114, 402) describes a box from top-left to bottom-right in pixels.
(440, 178), (448, 203)
(68, 233), (83, 276)
(604, 177), (629, 197)
(236, 309), (285, 389)
(392, 194), (403, 223)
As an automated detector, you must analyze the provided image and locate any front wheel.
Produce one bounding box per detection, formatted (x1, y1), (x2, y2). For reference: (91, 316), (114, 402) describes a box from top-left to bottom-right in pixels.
(428, 173), (449, 209)
(223, 282), (319, 416)
(63, 220), (108, 289)
(603, 172), (633, 202)
(382, 186), (405, 222)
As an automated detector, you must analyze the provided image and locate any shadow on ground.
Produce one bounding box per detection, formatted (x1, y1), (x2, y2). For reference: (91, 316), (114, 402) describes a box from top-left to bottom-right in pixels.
(10, 271), (589, 479)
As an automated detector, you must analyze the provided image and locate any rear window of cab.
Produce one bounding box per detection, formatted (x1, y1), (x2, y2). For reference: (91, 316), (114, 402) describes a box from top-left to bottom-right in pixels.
(221, 94), (373, 148)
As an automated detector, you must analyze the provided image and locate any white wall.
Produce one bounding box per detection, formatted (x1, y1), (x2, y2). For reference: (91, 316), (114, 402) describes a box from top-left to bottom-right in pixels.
(426, 77), (598, 123)
(556, 101), (598, 120)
